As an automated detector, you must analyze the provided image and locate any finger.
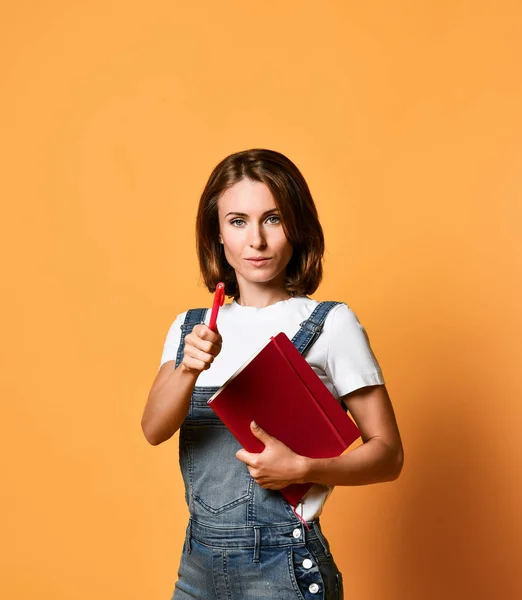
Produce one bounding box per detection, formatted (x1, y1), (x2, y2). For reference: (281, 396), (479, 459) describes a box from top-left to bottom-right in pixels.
(252, 477), (277, 490)
(186, 334), (221, 357)
(250, 421), (273, 444)
(182, 356), (210, 371)
(195, 324), (222, 345)
(236, 449), (257, 465)
(185, 335), (220, 360)
(184, 345), (215, 366)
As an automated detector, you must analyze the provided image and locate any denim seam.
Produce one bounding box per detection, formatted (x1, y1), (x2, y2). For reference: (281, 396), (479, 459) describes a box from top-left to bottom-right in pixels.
(189, 538), (307, 550)
(312, 522), (332, 558)
(253, 527), (260, 563)
(192, 490), (253, 515)
(287, 547), (306, 600)
(189, 517), (320, 531)
(222, 550), (231, 600)
(247, 477), (256, 525)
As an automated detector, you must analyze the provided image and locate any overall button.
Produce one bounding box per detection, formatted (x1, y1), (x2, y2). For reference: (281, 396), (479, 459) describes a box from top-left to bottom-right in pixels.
(309, 583), (320, 594)
(302, 558), (313, 569)
(292, 528), (301, 538)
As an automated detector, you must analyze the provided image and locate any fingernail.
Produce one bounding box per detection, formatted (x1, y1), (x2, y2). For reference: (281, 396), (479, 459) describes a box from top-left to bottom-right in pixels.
(252, 421), (258, 429)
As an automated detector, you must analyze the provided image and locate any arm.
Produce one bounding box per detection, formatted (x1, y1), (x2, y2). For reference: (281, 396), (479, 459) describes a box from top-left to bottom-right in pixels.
(236, 384), (404, 488)
(141, 324), (222, 445)
(141, 361), (199, 445)
(301, 383), (404, 486)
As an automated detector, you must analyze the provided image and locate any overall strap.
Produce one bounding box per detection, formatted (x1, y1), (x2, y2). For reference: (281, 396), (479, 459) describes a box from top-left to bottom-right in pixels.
(175, 308), (209, 369)
(290, 301), (343, 356)
(291, 301), (348, 413)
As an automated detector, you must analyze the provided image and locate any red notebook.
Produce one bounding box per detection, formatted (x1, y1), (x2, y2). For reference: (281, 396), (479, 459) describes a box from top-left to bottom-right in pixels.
(207, 332), (361, 507)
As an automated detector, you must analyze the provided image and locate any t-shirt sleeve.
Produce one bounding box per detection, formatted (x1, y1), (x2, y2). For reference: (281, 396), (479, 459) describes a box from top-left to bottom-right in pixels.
(323, 303), (385, 397)
(158, 311), (187, 370)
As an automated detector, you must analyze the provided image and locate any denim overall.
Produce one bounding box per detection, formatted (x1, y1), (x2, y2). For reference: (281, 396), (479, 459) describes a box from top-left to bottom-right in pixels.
(171, 301), (345, 600)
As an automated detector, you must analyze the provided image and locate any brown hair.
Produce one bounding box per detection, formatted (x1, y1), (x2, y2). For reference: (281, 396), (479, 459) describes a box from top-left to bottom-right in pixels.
(195, 148), (324, 300)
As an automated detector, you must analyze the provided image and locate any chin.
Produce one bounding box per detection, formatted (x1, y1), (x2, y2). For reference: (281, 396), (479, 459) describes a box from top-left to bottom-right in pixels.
(238, 268), (280, 284)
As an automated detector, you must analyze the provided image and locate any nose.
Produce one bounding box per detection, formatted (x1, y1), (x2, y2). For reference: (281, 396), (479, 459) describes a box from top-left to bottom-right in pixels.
(248, 223), (267, 249)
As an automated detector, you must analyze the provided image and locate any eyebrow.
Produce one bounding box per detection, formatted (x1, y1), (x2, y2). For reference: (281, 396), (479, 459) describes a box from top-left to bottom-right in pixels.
(225, 208), (280, 218)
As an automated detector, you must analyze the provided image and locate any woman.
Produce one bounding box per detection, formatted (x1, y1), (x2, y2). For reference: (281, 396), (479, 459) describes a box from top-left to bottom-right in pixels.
(142, 148), (404, 600)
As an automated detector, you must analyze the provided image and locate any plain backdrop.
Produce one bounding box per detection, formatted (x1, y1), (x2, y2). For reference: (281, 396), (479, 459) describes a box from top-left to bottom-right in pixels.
(1, 1), (521, 599)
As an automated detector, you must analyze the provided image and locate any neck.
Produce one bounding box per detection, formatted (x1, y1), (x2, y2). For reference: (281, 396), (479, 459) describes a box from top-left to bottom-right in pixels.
(236, 272), (291, 308)
(236, 292), (292, 308)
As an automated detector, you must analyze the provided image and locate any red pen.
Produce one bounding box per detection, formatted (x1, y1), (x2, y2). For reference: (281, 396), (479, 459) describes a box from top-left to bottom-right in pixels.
(209, 282), (225, 332)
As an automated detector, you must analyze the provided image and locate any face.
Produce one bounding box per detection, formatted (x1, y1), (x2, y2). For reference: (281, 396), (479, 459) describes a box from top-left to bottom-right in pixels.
(217, 178), (293, 292)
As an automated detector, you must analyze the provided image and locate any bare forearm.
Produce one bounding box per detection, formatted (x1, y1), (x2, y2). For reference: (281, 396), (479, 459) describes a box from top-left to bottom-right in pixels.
(300, 438), (404, 486)
(141, 364), (198, 445)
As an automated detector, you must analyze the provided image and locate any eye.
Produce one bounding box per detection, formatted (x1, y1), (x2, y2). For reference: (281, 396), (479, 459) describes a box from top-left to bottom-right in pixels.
(230, 215), (281, 227)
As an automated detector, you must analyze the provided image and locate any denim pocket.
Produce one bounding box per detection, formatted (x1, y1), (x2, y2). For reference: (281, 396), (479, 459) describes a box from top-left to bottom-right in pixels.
(182, 423), (254, 514)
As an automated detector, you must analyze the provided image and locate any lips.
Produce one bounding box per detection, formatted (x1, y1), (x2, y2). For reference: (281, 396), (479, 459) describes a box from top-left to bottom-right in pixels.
(246, 257), (272, 266)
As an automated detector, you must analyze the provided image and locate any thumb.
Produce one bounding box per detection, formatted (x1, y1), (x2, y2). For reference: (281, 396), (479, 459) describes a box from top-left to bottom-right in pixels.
(250, 421), (272, 443)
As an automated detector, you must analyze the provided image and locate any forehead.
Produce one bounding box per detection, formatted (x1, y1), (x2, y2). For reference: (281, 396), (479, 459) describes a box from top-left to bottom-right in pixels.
(218, 179), (276, 215)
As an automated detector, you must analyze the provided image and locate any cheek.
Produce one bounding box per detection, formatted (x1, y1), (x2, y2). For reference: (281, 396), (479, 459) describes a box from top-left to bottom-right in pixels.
(222, 236), (244, 262)
(270, 229), (289, 249)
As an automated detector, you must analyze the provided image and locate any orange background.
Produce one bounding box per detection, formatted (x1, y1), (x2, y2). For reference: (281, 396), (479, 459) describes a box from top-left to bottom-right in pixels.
(1, 1), (521, 599)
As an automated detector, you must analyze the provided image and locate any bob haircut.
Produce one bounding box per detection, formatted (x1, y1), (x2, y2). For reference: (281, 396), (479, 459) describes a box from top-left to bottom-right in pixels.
(195, 148), (325, 300)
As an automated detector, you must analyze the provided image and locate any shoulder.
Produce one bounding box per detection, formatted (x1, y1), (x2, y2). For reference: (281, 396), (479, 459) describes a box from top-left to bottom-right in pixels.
(286, 297), (361, 328)
(320, 302), (375, 346)
(323, 302), (361, 329)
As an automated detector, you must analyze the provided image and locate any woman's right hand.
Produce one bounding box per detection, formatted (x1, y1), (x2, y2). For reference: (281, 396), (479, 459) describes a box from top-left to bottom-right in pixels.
(181, 324), (223, 374)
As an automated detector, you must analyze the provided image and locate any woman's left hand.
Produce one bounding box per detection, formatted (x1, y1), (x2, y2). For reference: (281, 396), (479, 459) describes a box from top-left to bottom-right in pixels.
(235, 422), (308, 489)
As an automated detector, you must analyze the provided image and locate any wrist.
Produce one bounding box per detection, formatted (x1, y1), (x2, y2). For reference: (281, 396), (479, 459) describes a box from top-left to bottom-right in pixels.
(296, 455), (313, 484)
(178, 362), (199, 380)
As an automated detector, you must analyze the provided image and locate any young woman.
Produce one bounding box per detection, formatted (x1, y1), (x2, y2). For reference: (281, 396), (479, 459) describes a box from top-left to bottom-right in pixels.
(142, 148), (404, 600)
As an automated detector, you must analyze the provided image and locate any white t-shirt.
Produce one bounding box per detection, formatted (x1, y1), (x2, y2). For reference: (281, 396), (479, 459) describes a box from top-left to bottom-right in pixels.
(159, 296), (385, 521)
